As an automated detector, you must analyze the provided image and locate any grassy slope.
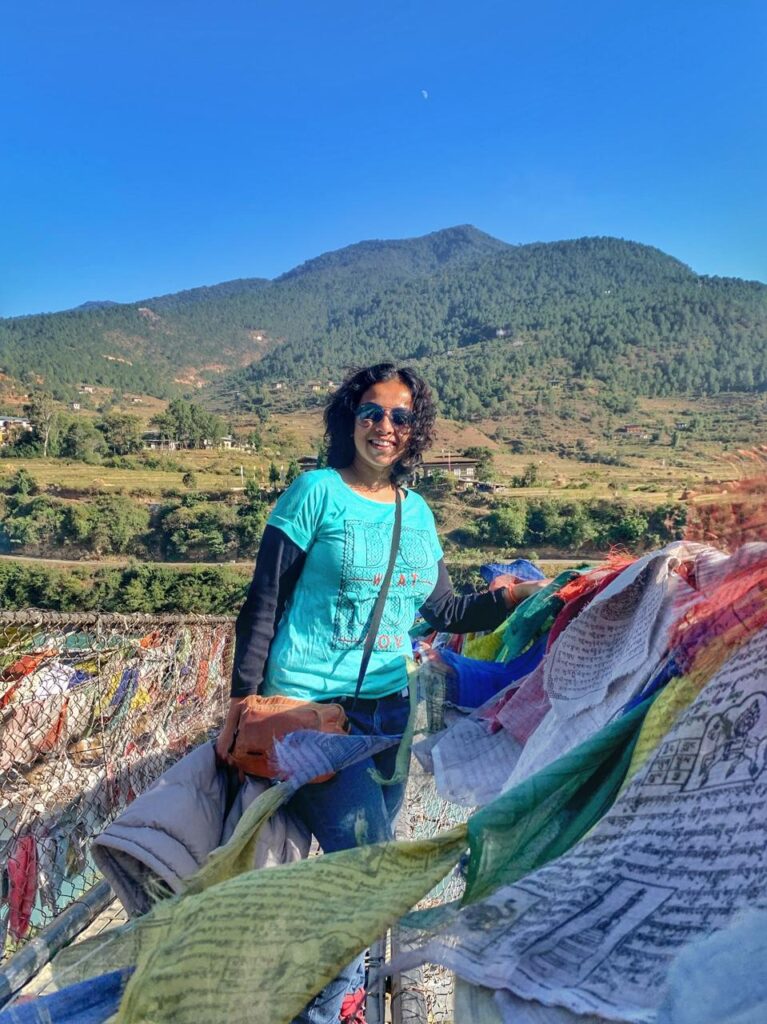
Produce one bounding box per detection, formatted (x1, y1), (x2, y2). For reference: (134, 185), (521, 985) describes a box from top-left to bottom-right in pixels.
(2, 390), (762, 519)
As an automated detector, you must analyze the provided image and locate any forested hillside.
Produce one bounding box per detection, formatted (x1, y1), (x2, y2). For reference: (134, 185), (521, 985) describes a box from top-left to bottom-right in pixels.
(1, 226), (765, 417)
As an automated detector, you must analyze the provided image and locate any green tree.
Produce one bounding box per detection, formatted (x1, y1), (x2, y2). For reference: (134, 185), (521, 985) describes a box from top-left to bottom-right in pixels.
(556, 502), (597, 550)
(237, 498), (268, 555)
(525, 499), (565, 546)
(268, 462), (281, 487)
(244, 476), (262, 502)
(25, 391), (57, 457)
(480, 501), (527, 547)
(284, 459), (301, 485)
(522, 463), (539, 487)
(235, 384), (270, 421)
(417, 470), (455, 499)
(98, 412), (144, 455)
(63, 496), (149, 555)
(7, 468), (37, 496)
(59, 419), (107, 462)
(161, 503), (240, 559)
(152, 399), (225, 450)
(2, 496), (66, 551)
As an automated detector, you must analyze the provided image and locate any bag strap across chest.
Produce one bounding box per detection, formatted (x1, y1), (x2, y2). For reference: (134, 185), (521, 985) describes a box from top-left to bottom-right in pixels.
(351, 487), (402, 708)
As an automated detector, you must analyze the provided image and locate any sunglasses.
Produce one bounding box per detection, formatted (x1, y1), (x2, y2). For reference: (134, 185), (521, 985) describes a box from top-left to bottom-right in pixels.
(354, 402), (414, 429)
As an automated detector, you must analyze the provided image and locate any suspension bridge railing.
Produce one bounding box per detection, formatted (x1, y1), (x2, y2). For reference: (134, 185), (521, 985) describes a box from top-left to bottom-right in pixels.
(0, 611), (232, 979)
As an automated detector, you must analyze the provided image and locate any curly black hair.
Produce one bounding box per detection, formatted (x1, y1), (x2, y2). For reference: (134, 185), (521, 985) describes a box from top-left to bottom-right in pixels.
(324, 363), (436, 481)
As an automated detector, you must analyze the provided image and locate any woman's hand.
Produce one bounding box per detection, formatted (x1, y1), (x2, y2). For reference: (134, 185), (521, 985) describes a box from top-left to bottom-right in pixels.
(215, 697), (247, 765)
(489, 574), (550, 609)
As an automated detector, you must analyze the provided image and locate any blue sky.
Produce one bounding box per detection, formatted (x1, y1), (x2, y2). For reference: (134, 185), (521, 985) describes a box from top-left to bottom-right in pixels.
(2, 0), (765, 316)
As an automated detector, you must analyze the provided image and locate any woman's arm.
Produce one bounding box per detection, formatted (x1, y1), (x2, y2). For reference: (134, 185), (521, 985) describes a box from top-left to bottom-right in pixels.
(216, 525), (306, 761)
(231, 525), (306, 696)
(419, 560), (546, 634)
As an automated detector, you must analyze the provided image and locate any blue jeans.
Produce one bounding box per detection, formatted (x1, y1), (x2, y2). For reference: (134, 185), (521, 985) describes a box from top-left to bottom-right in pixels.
(289, 690), (410, 1024)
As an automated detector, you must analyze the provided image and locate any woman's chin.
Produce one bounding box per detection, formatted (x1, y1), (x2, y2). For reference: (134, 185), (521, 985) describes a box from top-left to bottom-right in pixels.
(363, 445), (398, 466)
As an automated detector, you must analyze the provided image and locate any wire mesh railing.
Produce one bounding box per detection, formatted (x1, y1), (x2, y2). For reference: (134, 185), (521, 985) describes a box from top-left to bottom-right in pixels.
(391, 699), (472, 1023)
(0, 611), (232, 966)
(1, 610), (462, 1017)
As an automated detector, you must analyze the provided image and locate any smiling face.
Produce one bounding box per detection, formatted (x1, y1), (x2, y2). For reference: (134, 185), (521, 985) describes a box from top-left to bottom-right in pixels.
(351, 377), (414, 482)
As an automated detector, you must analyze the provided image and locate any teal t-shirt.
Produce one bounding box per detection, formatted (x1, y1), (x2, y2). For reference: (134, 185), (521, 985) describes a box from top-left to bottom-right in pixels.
(261, 468), (443, 701)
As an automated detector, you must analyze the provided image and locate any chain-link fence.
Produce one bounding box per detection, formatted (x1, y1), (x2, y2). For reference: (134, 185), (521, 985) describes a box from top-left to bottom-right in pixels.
(391, 697), (472, 1024)
(0, 610), (465, 1018)
(0, 611), (232, 966)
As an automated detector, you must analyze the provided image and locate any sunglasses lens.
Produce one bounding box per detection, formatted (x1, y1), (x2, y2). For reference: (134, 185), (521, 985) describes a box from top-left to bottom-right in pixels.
(355, 403), (413, 427)
(355, 403), (384, 423)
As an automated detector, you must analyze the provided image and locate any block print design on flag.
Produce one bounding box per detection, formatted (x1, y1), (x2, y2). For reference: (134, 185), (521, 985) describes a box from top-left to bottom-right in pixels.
(624, 548), (767, 787)
(392, 625), (767, 1024)
(114, 827), (468, 1024)
(503, 547), (695, 790)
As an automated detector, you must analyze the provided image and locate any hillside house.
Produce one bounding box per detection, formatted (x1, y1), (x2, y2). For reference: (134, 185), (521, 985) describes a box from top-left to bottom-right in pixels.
(409, 457), (480, 484)
(202, 435), (237, 450)
(621, 424), (652, 440)
(142, 431), (178, 451)
(0, 416), (32, 445)
(297, 454), (481, 484)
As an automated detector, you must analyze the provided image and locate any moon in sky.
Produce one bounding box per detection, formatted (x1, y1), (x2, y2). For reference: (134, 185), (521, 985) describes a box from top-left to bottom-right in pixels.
(421, 89), (429, 100)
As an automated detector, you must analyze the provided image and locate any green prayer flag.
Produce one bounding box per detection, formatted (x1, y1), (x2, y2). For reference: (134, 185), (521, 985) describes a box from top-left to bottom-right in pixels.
(116, 827), (467, 1024)
(496, 570), (579, 663)
(464, 698), (651, 903)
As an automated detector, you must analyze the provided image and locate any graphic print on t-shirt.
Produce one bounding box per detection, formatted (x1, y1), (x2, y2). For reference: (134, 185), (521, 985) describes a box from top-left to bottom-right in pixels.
(332, 519), (436, 650)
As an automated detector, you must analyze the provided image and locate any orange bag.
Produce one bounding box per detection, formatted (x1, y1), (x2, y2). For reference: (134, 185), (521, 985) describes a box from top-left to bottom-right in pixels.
(230, 695), (348, 783)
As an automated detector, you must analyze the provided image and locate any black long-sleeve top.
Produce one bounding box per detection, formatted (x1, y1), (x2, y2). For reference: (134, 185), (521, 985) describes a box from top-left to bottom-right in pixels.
(231, 525), (510, 697)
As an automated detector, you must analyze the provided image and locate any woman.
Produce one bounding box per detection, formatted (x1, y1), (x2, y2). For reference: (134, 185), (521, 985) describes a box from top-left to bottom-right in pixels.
(217, 363), (541, 1022)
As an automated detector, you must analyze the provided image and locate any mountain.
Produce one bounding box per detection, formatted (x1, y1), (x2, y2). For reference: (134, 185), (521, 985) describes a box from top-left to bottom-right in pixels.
(72, 300), (120, 311)
(277, 224), (509, 281)
(0, 227), (765, 415)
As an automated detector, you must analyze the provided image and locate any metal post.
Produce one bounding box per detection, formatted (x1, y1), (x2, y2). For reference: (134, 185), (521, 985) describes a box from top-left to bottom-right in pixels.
(390, 924), (428, 1024)
(0, 880), (114, 1008)
(365, 936), (387, 1024)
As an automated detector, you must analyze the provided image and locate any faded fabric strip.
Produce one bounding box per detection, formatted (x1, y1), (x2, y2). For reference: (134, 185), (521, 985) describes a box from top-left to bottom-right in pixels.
(441, 635), (547, 709)
(0, 969), (133, 1024)
(464, 697), (651, 903)
(115, 827), (467, 1024)
(493, 662), (548, 744)
(462, 570), (577, 666)
(479, 560), (545, 585)
(271, 730), (402, 785)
